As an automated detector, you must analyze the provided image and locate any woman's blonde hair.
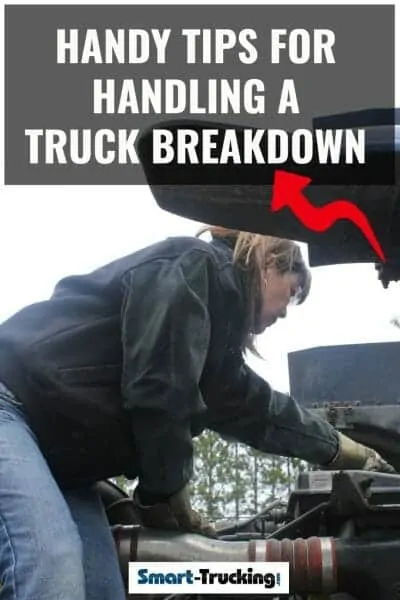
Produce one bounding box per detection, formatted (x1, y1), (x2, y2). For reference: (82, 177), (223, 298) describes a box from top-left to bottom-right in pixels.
(197, 225), (311, 354)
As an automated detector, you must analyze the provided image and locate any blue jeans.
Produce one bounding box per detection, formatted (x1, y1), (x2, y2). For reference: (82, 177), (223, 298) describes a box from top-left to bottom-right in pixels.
(0, 383), (126, 600)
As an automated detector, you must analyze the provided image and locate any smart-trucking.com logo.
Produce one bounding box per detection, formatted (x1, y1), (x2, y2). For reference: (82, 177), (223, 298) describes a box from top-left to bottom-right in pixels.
(129, 562), (289, 595)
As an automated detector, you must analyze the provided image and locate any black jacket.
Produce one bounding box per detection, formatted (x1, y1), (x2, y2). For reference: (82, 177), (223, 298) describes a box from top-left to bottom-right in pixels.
(0, 236), (339, 493)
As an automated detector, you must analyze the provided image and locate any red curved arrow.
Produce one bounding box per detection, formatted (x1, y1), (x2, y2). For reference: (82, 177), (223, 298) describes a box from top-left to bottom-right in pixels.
(270, 170), (386, 262)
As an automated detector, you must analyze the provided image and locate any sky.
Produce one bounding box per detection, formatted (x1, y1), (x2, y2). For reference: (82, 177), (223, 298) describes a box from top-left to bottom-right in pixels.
(1, 0), (399, 395)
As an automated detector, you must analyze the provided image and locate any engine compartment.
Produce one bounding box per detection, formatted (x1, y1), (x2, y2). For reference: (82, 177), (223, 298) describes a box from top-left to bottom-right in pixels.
(98, 340), (400, 600)
(99, 467), (400, 600)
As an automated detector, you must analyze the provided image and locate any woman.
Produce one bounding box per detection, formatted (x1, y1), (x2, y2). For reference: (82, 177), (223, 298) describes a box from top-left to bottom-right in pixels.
(0, 226), (393, 599)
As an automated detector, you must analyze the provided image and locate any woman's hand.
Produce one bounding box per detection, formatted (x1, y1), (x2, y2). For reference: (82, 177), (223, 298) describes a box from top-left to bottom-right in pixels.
(133, 485), (216, 538)
(326, 432), (396, 473)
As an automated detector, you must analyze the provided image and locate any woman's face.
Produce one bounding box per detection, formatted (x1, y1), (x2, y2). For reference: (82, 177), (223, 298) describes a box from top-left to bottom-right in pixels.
(256, 267), (301, 333)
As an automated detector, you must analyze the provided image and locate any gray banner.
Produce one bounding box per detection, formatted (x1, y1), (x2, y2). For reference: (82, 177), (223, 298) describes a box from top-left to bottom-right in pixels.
(5, 4), (394, 185)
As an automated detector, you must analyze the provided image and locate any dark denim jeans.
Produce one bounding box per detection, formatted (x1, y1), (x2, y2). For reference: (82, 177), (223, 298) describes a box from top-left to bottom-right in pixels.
(0, 383), (125, 599)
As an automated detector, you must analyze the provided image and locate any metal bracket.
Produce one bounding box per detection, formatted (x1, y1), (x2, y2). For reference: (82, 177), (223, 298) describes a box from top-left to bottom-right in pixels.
(323, 404), (355, 429)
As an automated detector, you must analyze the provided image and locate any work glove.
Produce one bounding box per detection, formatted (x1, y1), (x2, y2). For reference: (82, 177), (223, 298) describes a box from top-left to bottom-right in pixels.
(326, 432), (396, 474)
(133, 485), (217, 538)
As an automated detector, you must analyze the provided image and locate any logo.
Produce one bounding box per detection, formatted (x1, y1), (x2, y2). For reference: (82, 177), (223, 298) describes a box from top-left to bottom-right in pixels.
(128, 561), (289, 595)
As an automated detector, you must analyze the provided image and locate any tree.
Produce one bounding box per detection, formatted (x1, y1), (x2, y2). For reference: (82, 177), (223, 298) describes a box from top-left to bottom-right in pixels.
(191, 430), (233, 520)
(226, 442), (253, 520)
(391, 316), (400, 329)
(261, 455), (289, 498)
(191, 430), (305, 521)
